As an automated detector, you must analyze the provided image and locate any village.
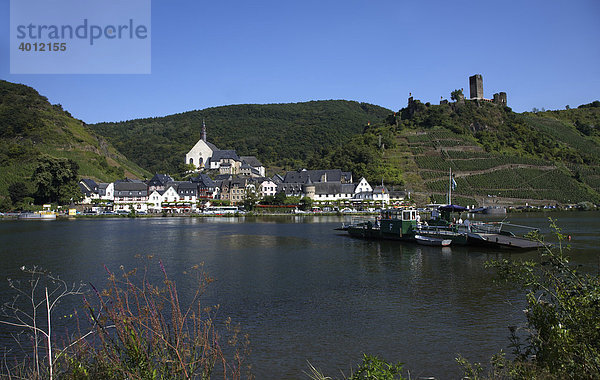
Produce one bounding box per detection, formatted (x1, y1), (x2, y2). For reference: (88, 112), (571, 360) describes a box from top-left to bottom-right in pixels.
(77, 122), (407, 214)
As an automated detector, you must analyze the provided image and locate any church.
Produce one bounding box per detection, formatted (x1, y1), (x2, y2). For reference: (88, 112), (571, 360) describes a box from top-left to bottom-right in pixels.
(185, 120), (219, 170)
(185, 120), (265, 176)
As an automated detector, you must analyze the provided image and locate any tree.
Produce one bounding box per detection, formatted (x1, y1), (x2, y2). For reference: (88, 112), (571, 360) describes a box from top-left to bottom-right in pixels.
(242, 188), (259, 211)
(450, 89), (463, 102)
(274, 191), (287, 205)
(31, 155), (82, 205)
(8, 181), (29, 205)
(299, 197), (313, 211)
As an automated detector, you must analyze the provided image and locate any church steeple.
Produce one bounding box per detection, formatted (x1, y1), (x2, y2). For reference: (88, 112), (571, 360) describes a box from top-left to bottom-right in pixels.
(202, 119), (207, 142)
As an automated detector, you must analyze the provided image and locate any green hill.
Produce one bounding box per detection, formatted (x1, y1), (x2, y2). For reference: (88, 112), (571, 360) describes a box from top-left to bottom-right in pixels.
(318, 99), (600, 205)
(3, 79), (598, 207)
(91, 101), (391, 174)
(0, 80), (150, 207)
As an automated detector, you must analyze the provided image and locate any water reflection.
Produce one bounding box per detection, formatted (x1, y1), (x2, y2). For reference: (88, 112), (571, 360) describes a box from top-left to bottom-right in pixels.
(0, 212), (598, 378)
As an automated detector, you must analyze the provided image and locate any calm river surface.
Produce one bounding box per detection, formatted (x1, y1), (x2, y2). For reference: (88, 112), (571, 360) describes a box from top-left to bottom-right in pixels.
(1, 211), (598, 378)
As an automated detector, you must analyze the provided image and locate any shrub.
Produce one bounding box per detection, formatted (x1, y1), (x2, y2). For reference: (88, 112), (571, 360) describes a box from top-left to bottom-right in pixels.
(459, 219), (600, 379)
(1, 262), (252, 379)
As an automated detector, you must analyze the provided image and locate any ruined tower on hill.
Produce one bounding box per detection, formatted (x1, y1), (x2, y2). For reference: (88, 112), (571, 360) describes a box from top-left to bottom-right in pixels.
(469, 74), (483, 99)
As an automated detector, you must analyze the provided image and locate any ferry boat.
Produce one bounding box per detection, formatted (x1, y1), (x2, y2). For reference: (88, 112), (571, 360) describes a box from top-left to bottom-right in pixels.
(18, 211), (57, 220)
(339, 207), (545, 250)
(344, 209), (419, 242)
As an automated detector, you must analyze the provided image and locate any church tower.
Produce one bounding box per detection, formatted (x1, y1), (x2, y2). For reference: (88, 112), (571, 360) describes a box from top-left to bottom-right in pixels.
(202, 119), (207, 142)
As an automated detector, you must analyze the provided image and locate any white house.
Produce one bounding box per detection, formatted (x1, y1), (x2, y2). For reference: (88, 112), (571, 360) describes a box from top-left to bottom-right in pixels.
(240, 156), (266, 177)
(147, 190), (164, 213)
(162, 185), (180, 203)
(113, 180), (148, 212)
(98, 183), (114, 200)
(372, 185), (390, 205)
(258, 179), (277, 198)
(209, 150), (241, 171)
(354, 177), (373, 194)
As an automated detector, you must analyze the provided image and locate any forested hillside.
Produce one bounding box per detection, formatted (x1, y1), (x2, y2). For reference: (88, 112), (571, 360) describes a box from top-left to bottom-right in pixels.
(0, 80), (149, 209)
(91, 101), (391, 174)
(2, 78), (598, 207)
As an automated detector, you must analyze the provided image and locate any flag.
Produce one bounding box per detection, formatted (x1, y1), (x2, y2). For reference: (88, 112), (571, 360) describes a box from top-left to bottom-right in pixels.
(451, 177), (457, 190)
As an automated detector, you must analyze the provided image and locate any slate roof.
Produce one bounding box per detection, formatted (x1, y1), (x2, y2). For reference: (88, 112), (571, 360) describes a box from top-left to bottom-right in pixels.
(80, 178), (98, 193)
(272, 174), (284, 184)
(211, 150), (240, 162)
(278, 183), (303, 194)
(206, 141), (219, 151)
(214, 174), (233, 181)
(313, 182), (355, 195)
(97, 183), (109, 196)
(114, 181), (148, 192)
(177, 182), (198, 196)
(178, 182), (198, 190)
(148, 174), (173, 187)
(240, 156), (263, 167)
(388, 190), (406, 199)
(114, 181), (148, 196)
(341, 183), (356, 194)
(283, 169), (351, 184)
(164, 181), (189, 191)
(191, 174), (216, 188)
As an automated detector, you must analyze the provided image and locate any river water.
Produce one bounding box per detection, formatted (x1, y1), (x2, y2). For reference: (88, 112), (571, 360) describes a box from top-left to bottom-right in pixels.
(0, 211), (598, 378)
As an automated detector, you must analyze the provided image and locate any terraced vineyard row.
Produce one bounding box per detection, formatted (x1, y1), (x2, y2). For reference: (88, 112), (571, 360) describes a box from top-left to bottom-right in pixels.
(402, 125), (600, 204)
(425, 168), (592, 203)
(415, 154), (554, 174)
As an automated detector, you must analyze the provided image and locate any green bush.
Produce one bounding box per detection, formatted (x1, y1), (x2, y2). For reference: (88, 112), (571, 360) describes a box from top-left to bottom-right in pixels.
(460, 219), (600, 379)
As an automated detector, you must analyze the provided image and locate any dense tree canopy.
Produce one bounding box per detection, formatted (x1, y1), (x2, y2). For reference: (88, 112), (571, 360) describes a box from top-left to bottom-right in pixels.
(31, 156), (82, 204)
(92, 100), (391, 174)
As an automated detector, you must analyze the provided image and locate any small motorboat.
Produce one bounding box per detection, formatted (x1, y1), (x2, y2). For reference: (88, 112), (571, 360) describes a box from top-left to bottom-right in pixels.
(415, 234), (451, 247)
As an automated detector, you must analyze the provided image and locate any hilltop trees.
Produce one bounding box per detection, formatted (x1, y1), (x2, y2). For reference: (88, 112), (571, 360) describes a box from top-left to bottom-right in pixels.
(450, 89), (463, 101)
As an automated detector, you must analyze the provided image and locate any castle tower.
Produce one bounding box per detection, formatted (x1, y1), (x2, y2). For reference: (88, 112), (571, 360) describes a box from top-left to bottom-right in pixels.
(469, 74), (483, 99)
(202, 119), (207, 142)
(303, 177), (315, 200)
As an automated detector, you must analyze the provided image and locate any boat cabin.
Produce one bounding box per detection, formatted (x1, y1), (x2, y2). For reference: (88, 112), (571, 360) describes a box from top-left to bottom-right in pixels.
(380, 209), (418, 237)
(381, 209), (418, 221)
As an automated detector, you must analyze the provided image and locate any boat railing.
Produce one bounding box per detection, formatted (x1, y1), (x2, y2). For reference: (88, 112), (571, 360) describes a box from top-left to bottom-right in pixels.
(496, 222), (539, 237)
(341, 216), (374, 229)
(416, 224), (461, 236)
(469, 222), (502, 234)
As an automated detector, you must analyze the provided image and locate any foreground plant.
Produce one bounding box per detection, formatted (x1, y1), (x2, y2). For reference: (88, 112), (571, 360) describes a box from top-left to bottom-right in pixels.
(1, 261), (252, 379)
(0, 266), (86, 380)
(459, 218), (600, 379)
(305, 354), (405, 380)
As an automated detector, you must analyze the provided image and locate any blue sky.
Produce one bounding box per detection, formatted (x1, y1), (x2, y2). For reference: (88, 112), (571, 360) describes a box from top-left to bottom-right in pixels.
(1, 0), (599, 123)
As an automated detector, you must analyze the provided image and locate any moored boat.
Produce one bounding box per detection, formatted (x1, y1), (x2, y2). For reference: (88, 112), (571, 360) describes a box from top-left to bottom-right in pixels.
(346, 209), (419, 242)
(18, 211), (57, 220)
(415, 234), (452, 247)
(340, 207), (545, 251)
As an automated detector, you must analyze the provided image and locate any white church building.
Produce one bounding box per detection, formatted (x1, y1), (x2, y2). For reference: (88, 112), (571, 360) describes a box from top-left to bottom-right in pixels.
(185, 120), (219, 169)
(185, 120), (265, 176)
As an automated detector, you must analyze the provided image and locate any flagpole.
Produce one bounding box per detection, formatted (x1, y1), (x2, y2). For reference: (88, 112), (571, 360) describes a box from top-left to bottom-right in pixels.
(449, 167), (452, 205)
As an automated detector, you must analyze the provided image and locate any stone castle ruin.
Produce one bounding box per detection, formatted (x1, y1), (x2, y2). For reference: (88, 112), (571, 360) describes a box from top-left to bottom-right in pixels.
(406, 74), (507, 109)
(468, 74), (507, 106)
